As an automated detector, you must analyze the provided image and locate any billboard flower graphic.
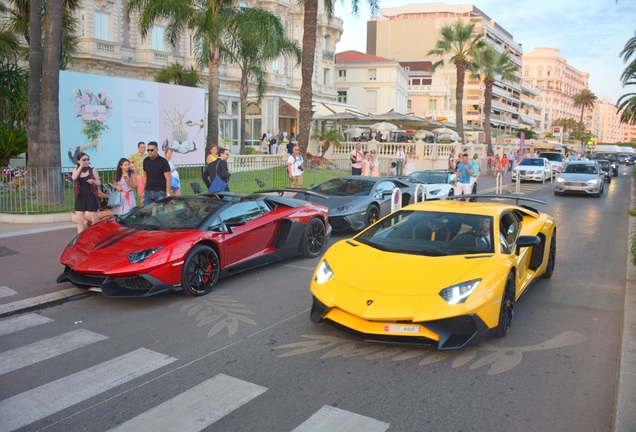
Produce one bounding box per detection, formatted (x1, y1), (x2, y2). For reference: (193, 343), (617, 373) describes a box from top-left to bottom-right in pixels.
(73, 87), (113, 143)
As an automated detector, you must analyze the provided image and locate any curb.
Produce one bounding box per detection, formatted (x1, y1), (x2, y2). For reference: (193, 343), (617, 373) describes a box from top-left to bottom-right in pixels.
(0, 288), (88, 318)
(0, 212), (74, 224)
(614, 177), (636, 432)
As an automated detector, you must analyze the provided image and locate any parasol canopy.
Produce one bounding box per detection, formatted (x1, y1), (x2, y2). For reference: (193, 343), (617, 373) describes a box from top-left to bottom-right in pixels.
(371, 122), (398, 132)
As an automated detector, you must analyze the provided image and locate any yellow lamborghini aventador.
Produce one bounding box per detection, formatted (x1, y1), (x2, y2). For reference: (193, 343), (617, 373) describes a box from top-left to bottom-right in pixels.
(309, 195), (556, 350)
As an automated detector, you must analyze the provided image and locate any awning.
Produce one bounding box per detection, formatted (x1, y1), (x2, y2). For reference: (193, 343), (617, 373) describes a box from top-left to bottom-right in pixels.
(519, 114), (537, 125)
(280, 97), (352, 117)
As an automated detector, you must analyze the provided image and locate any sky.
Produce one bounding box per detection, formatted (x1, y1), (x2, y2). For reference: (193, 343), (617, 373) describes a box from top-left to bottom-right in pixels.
(334, 0), (636, 104)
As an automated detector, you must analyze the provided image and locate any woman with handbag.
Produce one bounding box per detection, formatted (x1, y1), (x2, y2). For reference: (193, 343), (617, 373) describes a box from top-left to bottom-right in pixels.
(113, 158), (137, 216)
(72, 152), (101, 233)
(165, 148), (181, 196)
(202, 148), (231, 192)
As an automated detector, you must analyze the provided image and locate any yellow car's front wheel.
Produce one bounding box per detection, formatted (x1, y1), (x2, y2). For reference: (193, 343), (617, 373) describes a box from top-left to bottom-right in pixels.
(496, 272), (515, 337)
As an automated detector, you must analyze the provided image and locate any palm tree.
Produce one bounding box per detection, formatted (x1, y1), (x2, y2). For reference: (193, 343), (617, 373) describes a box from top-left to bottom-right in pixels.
(428, 20), (485, 143)
(552, 117), (579, 137)
(296, 0), (378, 157)
(155, 62), (202, 87)
(310, 127), (343, 157)
(618, 33), (636, 125)
(468, 45), (519, 155)
(223, 7), (301, 154)
(572, 88), (597, 125)
(126, 0), (235, 161)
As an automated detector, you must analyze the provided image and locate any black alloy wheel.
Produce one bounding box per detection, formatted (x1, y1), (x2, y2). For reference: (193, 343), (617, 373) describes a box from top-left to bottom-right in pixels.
(302, 218), (327, 258)
(496, 273), (516, 337)
(364, 204), (380, 228)
(181, 244), (220, 296)
(542, 233), (556, 279)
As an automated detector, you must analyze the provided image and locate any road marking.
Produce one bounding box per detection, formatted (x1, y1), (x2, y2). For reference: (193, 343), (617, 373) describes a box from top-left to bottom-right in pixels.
(0, 313), (53, 336)
(109, 374), (267, 432)
(0, 224), (76, 239)
(0, 329), (108, 375)
(0, 348), (177, 432)
(0, 286), (16, 299)
(292, 405), (390, 432)
(282, 264), (316, 271)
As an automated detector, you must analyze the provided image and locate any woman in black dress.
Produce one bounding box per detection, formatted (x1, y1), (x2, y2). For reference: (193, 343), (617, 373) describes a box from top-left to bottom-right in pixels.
(72, 151), (101, 233)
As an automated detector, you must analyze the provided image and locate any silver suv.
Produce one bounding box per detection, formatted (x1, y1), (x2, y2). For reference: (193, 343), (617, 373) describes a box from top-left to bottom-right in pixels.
(538, 152), (565, 175)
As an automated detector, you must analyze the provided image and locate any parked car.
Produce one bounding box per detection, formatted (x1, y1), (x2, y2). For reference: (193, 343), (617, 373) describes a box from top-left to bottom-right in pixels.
(407, 170), (477, 200)
(511, 157), (552, 182)
(617, 153), (629, 164)
(538, 151), (565, 174)
(58, 193), (331, 297)
(309, 195), (556, 349)
(288, 176), (426, 232)
(554, 161), (604, 197)
(596, 160), (612, 183)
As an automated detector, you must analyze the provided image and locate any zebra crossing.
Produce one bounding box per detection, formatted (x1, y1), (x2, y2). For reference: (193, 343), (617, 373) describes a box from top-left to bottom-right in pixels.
(0, 313), (390, 432)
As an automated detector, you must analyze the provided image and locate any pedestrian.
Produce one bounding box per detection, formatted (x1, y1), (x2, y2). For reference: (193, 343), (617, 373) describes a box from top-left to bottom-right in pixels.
(454, 153), (474, 202)
(389, 162), (397, 176)
(361, 151), (371, 176)
(448, 148), (456, 171)
(472, 154), (481, 179)
(486, 153), (493, 176)
(286, 139), (295, 156)
(405, 147), (419, 175)
(165, 148), (181, 196)
(142, 141), (171, 205)
(395, 145), (405, 175)
(72, 152), (100, 233)
(501, 154), (509, 173)
(129, 141), (146, 200)
(370, 150), (381, 177)
(350, 143), (363, 175)
(494, 154), (502, 177)
(206, 144), (218, 164)
(287, 145), (304, 188)
(113, 157), (137, 216)
(202, 147), (231, 192)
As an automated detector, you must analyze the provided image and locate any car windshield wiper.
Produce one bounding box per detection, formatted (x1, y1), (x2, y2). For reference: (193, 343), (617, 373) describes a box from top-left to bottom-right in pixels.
(418, 249), (451, 256)
(138, 223), (164, 231)
(113, 215), (128, 227)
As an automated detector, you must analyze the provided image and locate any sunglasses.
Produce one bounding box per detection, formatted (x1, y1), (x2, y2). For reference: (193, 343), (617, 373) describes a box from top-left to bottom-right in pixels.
(81, 158), (90, 161)
(147, 149), (157, 152)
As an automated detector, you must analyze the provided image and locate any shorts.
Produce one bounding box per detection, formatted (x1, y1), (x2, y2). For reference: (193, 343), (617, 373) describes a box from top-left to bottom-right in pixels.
(457, 182), (472, 195)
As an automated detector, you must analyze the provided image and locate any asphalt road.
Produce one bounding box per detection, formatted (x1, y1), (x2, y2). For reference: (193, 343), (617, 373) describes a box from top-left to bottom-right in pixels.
(0, 167), (631, 431)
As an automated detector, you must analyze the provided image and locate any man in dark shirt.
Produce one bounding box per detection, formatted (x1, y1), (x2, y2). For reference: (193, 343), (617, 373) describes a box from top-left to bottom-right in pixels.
(142, 141), (171, 205)
(202, 148), (231, 191)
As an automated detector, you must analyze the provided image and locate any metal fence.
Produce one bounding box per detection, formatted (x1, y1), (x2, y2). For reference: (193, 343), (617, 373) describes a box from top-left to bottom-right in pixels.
(0, 155), (351, 215)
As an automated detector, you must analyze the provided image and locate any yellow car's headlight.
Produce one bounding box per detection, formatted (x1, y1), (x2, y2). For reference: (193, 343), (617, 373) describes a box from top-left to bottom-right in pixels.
(439, 279), (481, 304)
(314, 260), (334, 284)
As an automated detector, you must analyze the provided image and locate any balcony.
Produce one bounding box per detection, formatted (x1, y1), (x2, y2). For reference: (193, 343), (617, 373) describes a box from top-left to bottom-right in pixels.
(323, 50), (334, 61)
(408, 84), (448, 95)
(77, 38), (121, 61)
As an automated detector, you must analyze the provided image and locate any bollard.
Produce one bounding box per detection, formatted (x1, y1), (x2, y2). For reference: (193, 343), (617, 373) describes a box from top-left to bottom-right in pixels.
(390, 188), (403, 213)
(414, 184), (426, 203)
(495, 173), (503, 194)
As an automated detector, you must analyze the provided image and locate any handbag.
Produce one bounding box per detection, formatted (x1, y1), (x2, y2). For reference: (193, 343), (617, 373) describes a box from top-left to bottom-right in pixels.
(171, 176), (180, 190)
(107, 191), (122, 207)
(207, 163), (228, 193)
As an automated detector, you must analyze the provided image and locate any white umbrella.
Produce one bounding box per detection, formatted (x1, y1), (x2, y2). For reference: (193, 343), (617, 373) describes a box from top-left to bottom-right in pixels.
(432, 127), (455, 135)
(414, 130), (433, 139)
(370, 121), (398, 132)
(344, 127), (366, 134)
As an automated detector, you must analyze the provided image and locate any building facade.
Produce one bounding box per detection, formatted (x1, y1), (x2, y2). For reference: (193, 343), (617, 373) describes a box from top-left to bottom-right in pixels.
(592, 96), (627, 144)
(521, 47), (590, 135)
(334, 51), (409, 116)
(366, 3), (524, 135)
(62, 0), (346, 151)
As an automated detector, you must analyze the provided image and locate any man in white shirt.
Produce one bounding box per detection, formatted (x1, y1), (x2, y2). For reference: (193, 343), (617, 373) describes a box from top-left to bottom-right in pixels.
(287, 146), (304, 187)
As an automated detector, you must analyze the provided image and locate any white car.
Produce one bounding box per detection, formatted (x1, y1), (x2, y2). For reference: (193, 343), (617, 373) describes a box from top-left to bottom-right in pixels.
(408, 170), (477, 200)
(511, 157), (552, 182)
(554, 161), (604, 197)
(538, 152), (565, 175)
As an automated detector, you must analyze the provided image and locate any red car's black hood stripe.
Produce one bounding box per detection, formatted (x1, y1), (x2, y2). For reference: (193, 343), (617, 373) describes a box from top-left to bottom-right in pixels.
(95, 228), (140, 250)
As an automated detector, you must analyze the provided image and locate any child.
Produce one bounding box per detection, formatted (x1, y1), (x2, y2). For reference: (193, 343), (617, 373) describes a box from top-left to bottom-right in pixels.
(390, 162), (397, 176)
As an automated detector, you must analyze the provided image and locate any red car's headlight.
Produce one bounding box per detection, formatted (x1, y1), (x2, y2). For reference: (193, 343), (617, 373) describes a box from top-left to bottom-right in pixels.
(128, 247), (164, 264)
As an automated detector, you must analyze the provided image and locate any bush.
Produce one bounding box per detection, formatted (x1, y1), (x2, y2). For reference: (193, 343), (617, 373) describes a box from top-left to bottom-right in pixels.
(0, 123), (28, 165)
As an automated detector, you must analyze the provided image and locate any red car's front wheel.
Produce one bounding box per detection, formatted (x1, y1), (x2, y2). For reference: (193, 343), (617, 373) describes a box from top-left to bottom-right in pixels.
(182, 244), (220, 296)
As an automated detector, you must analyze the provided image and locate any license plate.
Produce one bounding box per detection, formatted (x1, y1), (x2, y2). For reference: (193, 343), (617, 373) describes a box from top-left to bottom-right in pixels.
(384, 325), (420, 333)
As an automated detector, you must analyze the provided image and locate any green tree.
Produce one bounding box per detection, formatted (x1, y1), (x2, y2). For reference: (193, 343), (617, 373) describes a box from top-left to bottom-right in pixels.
(428, 20), (485, 143)
(126, 0), (235, 161)
(224, 7), (301, 154)
(155, 62), (202, 87)
(572, 88), (597, 125)
(310, 127), (343, 157)
(515, 128), (537, 140)
(296, 0), (378, 157)
(553, 117), (579, 136)
(618, 33), (636, 125)
(468, 45), (519, 155)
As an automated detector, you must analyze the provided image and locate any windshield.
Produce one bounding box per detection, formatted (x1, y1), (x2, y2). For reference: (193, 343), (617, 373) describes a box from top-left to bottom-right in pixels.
(408, 172), (450, 184)
(562, 164), (598, 174)
(597, 161), (610, 169)
(122, 197), (226, 229)
(539, 153), (564, 162)
(519, 159), (544, 166)
(355, 210), (494, 256)
(314, 178), (375, 196)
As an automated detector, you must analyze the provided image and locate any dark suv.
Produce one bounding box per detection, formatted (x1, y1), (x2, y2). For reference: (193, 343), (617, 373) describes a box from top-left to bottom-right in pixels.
(596, 160), (612, 183)
(591, 154), (619, 176)
(617, 154), (629, 164)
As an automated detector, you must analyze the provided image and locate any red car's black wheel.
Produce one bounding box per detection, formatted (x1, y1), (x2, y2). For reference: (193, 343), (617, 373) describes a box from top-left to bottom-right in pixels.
(496, 273), (516, 337)
(182, 244), (220, 296)
(302, 218), (327, 258)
